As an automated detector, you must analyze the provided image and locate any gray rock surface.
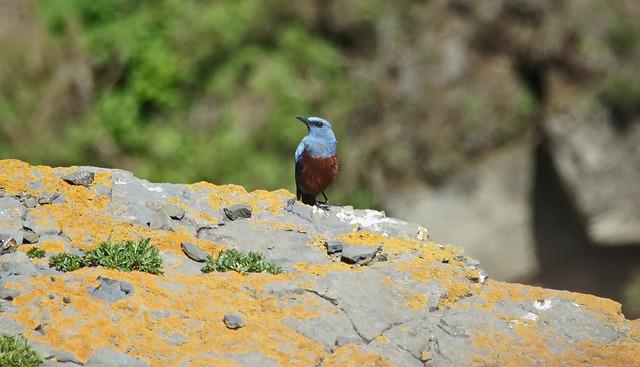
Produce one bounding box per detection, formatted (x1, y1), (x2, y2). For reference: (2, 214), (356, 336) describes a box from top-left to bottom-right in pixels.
(223, 204), (252, 220)
(87, 276), (134, 303)
(223, 313), (246, 329)
(85, 348), (149, 367)
(340, 244), (382, 265)
(0, 160), (637, 367)
(180, 241), (209, 262)
(62, 171), (95, 187)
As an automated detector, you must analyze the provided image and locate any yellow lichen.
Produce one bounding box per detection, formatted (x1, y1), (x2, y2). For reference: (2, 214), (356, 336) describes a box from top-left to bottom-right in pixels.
(404, 294), (428, 310)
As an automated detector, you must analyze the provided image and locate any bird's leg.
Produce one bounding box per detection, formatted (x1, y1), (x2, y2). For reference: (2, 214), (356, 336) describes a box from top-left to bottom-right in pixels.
(317, 192), (342, 209)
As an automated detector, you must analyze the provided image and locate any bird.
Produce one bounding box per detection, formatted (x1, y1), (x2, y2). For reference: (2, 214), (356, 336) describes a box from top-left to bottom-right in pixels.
(294, 115), (339, 206)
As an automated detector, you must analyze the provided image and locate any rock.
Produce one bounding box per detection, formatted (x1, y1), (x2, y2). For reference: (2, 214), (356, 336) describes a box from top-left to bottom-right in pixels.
(29, 340), (54, 359)
(22, 229), (40, 244)
(21, 194), (38, 208)
(0, 254), (42, 277)
(324, 241), (344, 255)
(335, 336), (363, 347)
(55, 350), (81, 364)
(180, 242), (208, 262)
(85, 348), (149, 367)
(93, 184), (113, 198)
(87, 276), (134, 303)
(0, 230), (22, 254)
(543, 100), (640, 245)
(223, 204), (252, 220)
(38, 191), (64, 205)
(340, 244), (382, 265)
(23, 218), (62, 236)
(223, 313), (245, 329)
(287, 201), (313, 221)
(162, 203), (185, 220)
(0, 317), (27, 335)
(164, 332), (188, 346)
(62, 171), (95, 187)
(0, 288), (20, 300)
(0, 160), (638, 367)
(147, 212), (174, 231)
(34, 323), (45, 335)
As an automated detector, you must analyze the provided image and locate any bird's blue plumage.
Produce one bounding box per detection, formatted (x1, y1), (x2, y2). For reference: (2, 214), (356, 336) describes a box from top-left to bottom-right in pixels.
(294, 117), (337, 161)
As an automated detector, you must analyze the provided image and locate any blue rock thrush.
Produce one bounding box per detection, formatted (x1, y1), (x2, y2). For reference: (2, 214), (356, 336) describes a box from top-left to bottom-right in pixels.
(294, 115), (339, 206)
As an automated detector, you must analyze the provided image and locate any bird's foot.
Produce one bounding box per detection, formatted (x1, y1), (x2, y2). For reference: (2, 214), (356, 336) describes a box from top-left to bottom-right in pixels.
(316, 200), (342, 210)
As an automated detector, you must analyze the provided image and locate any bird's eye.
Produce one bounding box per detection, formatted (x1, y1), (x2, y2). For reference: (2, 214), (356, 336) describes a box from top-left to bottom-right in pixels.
(315, 121), (323, 128)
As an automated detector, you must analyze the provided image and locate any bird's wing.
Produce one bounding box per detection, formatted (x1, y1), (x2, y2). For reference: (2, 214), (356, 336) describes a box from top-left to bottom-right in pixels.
(295, 141), (305, 200)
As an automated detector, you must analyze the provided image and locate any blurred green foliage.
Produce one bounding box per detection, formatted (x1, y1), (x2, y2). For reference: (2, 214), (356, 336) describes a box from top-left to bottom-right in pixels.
(2, 0), (355, 201)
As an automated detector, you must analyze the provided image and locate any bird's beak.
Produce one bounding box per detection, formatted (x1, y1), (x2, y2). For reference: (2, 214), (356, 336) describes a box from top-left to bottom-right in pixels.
(296, 116), (308, 125)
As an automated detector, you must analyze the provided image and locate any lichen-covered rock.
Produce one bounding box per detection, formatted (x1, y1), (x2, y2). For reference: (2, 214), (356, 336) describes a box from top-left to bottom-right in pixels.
(0, 159), (638, 367)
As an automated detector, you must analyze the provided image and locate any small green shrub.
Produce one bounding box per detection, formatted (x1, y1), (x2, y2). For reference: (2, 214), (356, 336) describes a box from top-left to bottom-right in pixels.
(202, 249), (283, 275)
(84, 239), (164, 275)
(0, 334), (45, 367)
(49, 253), (85, 272)
(25, 247), (46, 259)
(48, 239), (163, 275)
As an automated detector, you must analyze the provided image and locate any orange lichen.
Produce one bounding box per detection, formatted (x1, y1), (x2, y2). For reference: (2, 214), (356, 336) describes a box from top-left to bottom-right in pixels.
(381, 276), (393, 286)
(252, 220), (306, 233)
(376, 334), (389, 344)
(248, 188), (292, 215)
(0, 159), (37, 194)
(33, 239), (69, 253)
(92, 171), (113, 187)
(439, 283), (471, 309)
(336, 232), (387, 246)
(322, 344), (395, 367)
(293, 262), (364, 276)
(404, 294), (428, 310)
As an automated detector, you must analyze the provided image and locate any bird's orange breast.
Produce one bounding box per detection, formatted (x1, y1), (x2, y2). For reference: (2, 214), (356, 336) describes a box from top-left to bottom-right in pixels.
(299, 150), (339, 196)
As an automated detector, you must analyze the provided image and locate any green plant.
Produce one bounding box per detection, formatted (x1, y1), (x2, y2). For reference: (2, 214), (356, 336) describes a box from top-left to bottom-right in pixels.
(0, 334), (45, 367)
(48, 239), (163, 275)
(202, 249), (283, 275)
(49, 253), (85, 272)
(84, 239), (163, 275)
(25, 248), (46, 259)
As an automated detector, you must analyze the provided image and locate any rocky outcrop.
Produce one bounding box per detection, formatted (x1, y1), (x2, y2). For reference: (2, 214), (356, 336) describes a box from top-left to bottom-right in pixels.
(0, 160), (639, 367)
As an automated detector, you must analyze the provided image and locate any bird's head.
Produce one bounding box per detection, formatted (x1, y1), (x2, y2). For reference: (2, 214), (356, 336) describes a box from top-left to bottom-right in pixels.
(296, 116), (336, 142)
